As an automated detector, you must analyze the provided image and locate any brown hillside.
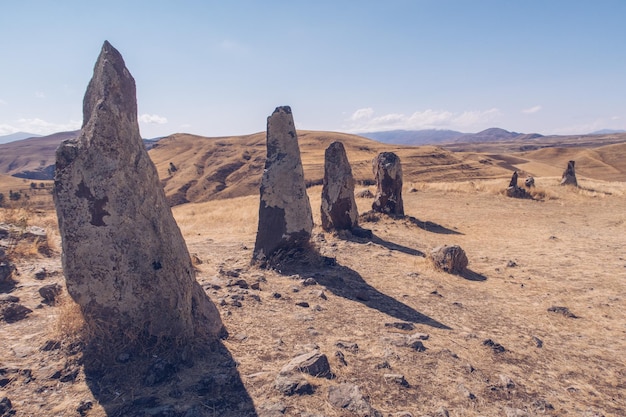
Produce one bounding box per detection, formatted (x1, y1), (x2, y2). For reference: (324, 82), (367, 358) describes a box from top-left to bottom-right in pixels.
(0, 131), (78, 178)
(517, 142), (626, 181)
(150, 130), (511, 205)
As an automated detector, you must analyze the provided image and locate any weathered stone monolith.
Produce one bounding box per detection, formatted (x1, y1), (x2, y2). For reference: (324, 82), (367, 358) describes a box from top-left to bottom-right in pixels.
(372, 152), (404, 216)
(560, 160), (578, 186)
(505, 171), (529, 198)
(53, 41), (223, 357)
(321, 141), (359, 231)
(253, 106), (313, 262)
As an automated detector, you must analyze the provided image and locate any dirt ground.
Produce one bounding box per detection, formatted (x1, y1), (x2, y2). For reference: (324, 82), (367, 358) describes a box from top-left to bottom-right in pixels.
(1, 175), (624, 417)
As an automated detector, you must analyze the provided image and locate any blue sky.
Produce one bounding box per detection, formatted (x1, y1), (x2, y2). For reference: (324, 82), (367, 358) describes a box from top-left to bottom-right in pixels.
(1, 1), (625, 138)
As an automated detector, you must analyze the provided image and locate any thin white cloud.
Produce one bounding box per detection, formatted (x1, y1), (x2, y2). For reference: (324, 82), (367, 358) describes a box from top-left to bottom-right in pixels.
(522, 105), (542, 114)
(0, 98), (6, 105)
(345, 107), (501, 132)
(350, 107), (374, 121)
(0, 118), (82, 135)
(139, 114), (168, 124)
(35, 91), (46, 99)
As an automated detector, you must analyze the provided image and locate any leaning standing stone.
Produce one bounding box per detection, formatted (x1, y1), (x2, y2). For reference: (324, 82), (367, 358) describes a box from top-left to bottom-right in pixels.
(321, 141), (359, 231)
(53, 41), (223, 359)
(560, 160), (578, 186)
(253, 106), (313, 262)
(372, 152), (404, 216)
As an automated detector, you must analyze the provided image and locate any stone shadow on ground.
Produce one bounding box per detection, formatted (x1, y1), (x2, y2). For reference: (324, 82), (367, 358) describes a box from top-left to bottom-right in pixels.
(272, 248), (451, 330)
(460, 269), (488, 281)
(359, 211), (463, 235)
(343, 232), (425, 257)
(82, 340), (258, 417)
(404, 216), (464, 235)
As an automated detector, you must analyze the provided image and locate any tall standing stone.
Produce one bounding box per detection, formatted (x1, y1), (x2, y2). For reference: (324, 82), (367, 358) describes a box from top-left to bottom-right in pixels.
(560, 160), (578, 186)
(321, 142), (359, 231)
(253, 106), (313, 262)
(53, 41), (223, 357)
(372, 152), (404, 216)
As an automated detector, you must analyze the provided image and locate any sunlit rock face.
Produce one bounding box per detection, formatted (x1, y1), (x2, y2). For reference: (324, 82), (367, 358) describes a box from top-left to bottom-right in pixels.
(253, 106), (313, 262)
(54, 41), (223, 354)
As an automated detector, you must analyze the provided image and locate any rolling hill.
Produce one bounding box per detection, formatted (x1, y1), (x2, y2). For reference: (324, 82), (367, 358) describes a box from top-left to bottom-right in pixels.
(149, 130), (510, 205)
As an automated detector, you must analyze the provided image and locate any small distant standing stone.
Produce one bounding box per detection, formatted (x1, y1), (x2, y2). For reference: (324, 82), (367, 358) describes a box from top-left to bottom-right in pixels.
(560, 160), (578, 186)
(505, 171), (530, 198)
(372, 152), (404, 216)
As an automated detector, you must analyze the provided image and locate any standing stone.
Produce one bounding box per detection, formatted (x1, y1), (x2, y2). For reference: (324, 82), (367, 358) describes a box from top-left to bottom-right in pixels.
(372, 152), (404, 216)
(53, 41), (223, 357)
(321, 142), (359, 231)
(505, 171), (529, 198)
(253, 106), (313, 262)
(560, 160), (578, 186)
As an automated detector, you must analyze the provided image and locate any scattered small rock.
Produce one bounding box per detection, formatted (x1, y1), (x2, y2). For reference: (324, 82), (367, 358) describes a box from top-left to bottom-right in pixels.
(272, 292), (282, 299)
(34, 268), (49, 280)
(0, 397), (13, 416)
(499, 374), (515, 388)
(0, 261), (16, 284)
(0, 295), (19, 303)
(384, 373), (409, 387)
(76, 400), (93, 416)
(302, 277), (317, 286)
(482, 338), (506, 353)
(384, 322), (415, 331)
(328, 383), (382, 417)
(274, 373), (314, 396)
(39, 284), (62, 304)
(226, 278), (249, 289)
(280, 351), (333, 379)
(457, 383), (476, 400)
(295, 301), (310, 308)
(335, 341), (359, 353)
(532, 335), (543, 348)
(335, 351), (347, 366)
(506, 260), (517, 268)
(547, 306), (579, 318)
(355, 188), (374, 198)
(258, 401), (286, 417)
(250, 281), (261, 290)
(315, 290), (327, 300)
(1, 303), (32, 323)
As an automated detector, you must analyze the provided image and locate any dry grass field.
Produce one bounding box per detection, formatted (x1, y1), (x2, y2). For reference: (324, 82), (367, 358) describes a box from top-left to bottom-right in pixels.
(0, 132), (625, 417)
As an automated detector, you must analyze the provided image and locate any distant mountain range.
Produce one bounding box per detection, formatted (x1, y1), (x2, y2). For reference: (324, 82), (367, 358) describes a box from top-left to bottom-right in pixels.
(0, 131), (43, 144)
(591, 129), (626, 135)
(359, 128), (544, 145)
